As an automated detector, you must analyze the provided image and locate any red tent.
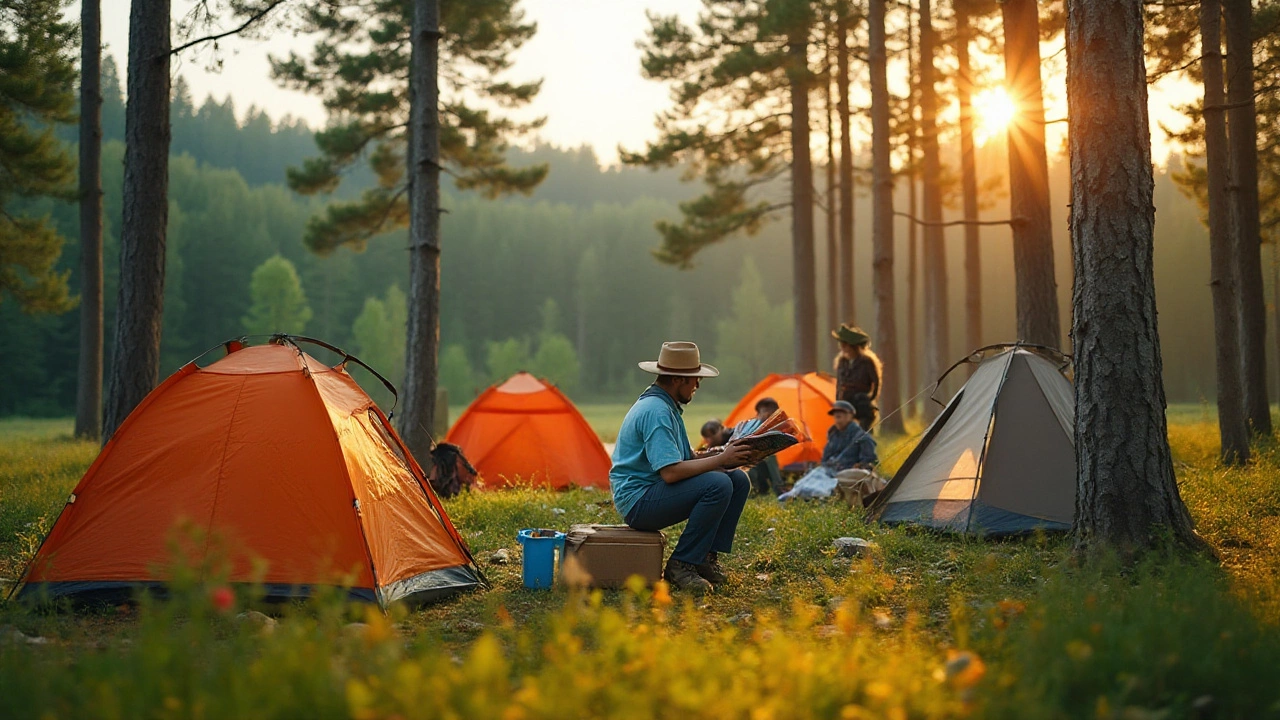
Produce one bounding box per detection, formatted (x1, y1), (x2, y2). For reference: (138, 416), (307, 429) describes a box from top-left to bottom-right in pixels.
(724, 373), (837, 467)
(16, 341), (481, 607)
(446, 373), (610, 490)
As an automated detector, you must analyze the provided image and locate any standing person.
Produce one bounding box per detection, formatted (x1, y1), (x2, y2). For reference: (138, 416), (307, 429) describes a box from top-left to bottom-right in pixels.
(611, 342), (752, 595)
(832, 324), (883, 432)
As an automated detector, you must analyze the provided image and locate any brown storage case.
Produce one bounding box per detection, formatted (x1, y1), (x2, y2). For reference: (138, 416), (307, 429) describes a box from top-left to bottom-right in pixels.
(563, 524), (666, 588)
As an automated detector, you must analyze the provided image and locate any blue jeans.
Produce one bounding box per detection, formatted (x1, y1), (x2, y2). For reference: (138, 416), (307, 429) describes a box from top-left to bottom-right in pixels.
(625, 469), (750, 564)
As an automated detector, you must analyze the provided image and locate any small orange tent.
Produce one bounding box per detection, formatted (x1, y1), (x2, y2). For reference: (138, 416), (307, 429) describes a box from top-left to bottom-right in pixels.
(16, 340), (481, 607)
(724, 373), (837, 467)
(446, 373), (610, 490)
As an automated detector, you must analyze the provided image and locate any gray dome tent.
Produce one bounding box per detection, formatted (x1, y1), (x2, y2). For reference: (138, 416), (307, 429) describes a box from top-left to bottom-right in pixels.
(869, 345), (1076, 535)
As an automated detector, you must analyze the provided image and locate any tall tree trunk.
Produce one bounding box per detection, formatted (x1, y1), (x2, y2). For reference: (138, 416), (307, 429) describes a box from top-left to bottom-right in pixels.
(103, 0), (170, 442)
(906, 0), (920, 418)
(956, 1), (982, 354)
(869, 0), (904, 435)
(399, 0), (442, 461)
(1002, 0), (1061, 349)
(826, 36), (839, 358)
(75, 0), (103, 441)
(1224, 0), (1271, 436)
(919, 0), (949, 420)
(1201, 0), (1251, 464)
(1067, 0), (1204, 553)
(789, 34), (819, 373)
(837, 4), (855, 327)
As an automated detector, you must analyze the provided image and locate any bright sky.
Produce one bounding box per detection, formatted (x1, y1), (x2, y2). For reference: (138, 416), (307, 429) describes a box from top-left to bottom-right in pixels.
(93, 0), (1195, 167)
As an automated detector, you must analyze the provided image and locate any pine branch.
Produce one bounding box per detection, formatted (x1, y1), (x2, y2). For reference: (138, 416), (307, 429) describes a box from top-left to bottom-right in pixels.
(167, 0), (290, 57)
(893, 211), (1019, 228)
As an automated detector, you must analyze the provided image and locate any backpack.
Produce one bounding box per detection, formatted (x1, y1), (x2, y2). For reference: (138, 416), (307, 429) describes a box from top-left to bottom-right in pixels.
(427, 442), (478, 498)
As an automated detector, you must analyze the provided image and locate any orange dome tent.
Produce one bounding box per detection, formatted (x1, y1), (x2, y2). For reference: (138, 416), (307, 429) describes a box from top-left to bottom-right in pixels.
(724, 373), (837, 467)
(15, 339), (482, 608)
(446, 373), (610, 490)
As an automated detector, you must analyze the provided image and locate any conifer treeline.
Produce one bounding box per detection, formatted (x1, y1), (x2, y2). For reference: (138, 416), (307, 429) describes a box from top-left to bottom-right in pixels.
(0, 66), (1254, 417)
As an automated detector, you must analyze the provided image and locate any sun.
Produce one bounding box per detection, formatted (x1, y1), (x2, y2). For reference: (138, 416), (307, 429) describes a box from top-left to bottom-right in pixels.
(973, 87), (1018, 146)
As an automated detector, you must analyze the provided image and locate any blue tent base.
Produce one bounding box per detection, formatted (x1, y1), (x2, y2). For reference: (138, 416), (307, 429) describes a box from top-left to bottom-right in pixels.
(17, 564), (482, 610)
(878, 499), (1071, 537)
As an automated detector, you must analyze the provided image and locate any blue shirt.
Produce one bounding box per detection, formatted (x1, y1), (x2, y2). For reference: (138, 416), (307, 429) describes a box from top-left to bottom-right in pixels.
(822, 423), (878, 471)
(610, 385), (693, 517)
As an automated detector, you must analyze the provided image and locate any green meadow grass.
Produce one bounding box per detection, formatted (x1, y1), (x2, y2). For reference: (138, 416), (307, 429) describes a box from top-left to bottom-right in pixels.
(1, 407), (1278, 718)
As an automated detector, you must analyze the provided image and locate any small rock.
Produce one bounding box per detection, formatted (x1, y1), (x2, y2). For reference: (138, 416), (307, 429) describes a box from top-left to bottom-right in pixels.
(551, 507), (566, 515)
(754, 573), (771, 582)
(728, 612), (753, 625)
(833, 537), (874, 558)
(452, 619), (485, 633)
(490, 548), (511, 564)
(766, 527), (776, 533)
(236, 610), (278, 633)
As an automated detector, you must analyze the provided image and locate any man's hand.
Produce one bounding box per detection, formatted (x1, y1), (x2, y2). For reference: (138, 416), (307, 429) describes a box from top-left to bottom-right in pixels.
(718, 440), (752, 469)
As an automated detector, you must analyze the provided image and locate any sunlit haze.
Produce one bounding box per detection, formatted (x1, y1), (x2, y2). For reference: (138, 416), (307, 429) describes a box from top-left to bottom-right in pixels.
(972, 87), (1018, 147)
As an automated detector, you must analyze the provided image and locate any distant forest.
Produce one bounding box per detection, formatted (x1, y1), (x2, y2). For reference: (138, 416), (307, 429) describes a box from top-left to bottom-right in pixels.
(1, 58), (1264, 417)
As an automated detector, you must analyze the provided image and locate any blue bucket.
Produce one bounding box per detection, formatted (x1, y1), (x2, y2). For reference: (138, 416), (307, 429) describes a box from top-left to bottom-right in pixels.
(516, 528), (565, 589)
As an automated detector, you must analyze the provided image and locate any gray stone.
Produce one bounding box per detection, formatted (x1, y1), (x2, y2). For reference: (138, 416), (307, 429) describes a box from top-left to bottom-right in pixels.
(833, 537), (874, 557)
(236, 610), (278, 633)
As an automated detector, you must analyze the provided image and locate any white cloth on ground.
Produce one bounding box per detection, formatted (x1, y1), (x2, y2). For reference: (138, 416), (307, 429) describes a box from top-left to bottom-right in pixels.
(778, 465), (838, 501)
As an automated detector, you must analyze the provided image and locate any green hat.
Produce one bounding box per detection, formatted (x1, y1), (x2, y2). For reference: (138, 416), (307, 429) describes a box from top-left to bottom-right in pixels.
(831, 324), (870, 346)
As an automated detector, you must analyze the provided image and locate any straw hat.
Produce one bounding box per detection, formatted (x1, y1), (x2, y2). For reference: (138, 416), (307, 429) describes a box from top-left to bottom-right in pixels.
(638, 341), (720, 378)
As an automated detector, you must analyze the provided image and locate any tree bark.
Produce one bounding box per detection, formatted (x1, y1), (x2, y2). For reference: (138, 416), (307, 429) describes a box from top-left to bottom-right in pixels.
(75, 0), (103, 441)
(789, 34), (819, 373)
(1002, 0), (1061, 349)
(399, 0), (443, 461)
(1201, 0), (1251, 464)
(919, 0), (949, 420)
(956, 1), (982, 355)
(103, 0), (170, 442)
(906, 0), (920, 418)
(1224, 0), (1271, 436)
(869, 0), (904, 435)
(837, 6), (855, 327)
(1067, 0), (1205, 553)
(826, 35), (839, 358)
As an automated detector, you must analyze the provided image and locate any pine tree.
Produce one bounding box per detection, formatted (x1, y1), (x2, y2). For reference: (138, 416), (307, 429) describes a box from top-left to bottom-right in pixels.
(103, 0), (171, 441)
(0, 0), (77, 314)
(272, 0), (547, 249)
(868, 0), (904, 435)
(1002, 0), (1061, 348)
(275, 0), (546, 459)
(75, 0), (104, 440)
(1068, 0), (1205, 553)
(622, 0), (821, 372)
(242, 255), (313, 335)
(919, 0), (950, 419)
(1200, 0), (1251, 464)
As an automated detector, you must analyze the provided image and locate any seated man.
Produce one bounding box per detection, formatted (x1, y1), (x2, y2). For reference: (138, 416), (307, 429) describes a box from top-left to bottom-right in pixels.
(611, 342), (751, 595)
(822, 400), (878, 471)
(778, 400), (877, 501)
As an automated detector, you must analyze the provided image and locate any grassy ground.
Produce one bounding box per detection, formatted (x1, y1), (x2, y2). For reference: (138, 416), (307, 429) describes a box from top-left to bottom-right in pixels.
(1, 409), (1279, 718)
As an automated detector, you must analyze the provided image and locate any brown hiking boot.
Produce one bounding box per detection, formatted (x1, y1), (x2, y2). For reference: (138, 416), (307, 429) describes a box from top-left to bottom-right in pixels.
(663, 558), (713, 596)
(695, 552), (728, 586)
